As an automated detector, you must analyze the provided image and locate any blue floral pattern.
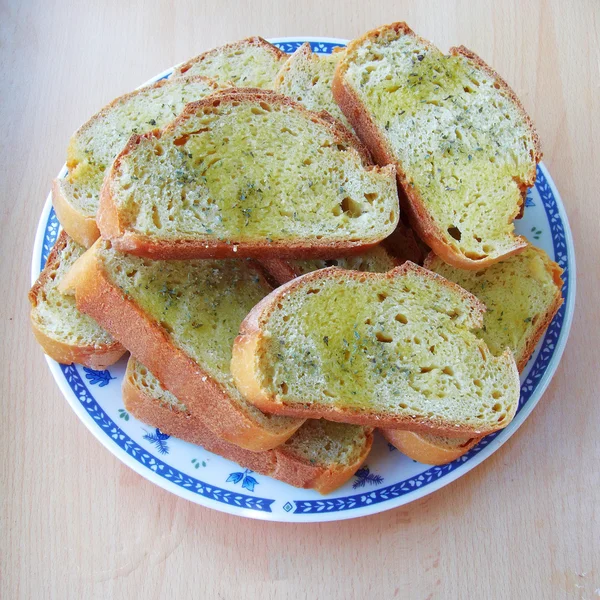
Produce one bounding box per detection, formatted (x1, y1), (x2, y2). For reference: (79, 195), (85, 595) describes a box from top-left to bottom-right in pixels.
(38, 39), (572, 518)
(143, 428), (171, 455)
(83, 367), (115, 387)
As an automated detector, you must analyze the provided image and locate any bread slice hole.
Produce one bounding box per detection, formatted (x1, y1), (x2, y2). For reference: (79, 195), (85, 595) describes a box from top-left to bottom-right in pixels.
(447, 226), (462, 241)
(492, 390), (502, 399)
(340, 197), (363, 218)
(420, 366), (435, 373)
(492, 402), (502, 411)
(376, 332), (393, 343)
(395, 313), (408, 324)
(442, 366), (454, 376)
(280, 382), (288, 395)
(364, 192), (378, 203)
(377, 292), (388, 302)
(307, 288), (320, 295)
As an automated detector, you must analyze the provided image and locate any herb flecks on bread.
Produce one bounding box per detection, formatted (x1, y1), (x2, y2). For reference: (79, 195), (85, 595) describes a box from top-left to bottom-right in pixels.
(231, 262), (520, 436)
(333, 22), (541, 269)
(98, 89), (399, 259)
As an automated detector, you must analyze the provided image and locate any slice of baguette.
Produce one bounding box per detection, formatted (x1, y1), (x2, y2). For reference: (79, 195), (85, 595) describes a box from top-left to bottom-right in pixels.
(333, 22), (542, 270)
(29, 231), (125, 369)
(53, 75), (222, 247)
(60, 240), (304, 451)
(274, 43), (353, 130)
(261, 245), (399, 286)
(424, 245), (564, 371)
(231, 262), (520, 436)
(124, 358), (373, 494)
(98, 88), (399, 260)
(173, 37), (287, 89)
(383, 244), (563, 464)
(382, 430), (480, 465)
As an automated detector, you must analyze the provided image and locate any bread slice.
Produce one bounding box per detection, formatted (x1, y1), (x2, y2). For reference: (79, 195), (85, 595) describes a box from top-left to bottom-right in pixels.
(383, 245), (563, 464)
(274, 43), (353, 130)
(97, 88), (398, 260)
(124, 357), (373, 494)
(261, 245), (398, 286)
(173, 37), (287, 89)
(53, 75), (222, 247)
(231, 261), (520, 436)
(424, 245), (564, 371)
(59, 240), (304, 451)
(382, 430), (480, 465)
(333, 22), (542, 270)
(29, 231), (125, 369)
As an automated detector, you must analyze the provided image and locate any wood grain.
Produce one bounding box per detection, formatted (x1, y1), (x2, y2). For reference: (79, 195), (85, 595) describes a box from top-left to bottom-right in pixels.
(1, 1), (599, 598)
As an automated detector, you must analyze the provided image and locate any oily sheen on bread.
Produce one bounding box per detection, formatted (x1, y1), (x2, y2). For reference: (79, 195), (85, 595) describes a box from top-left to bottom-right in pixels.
(53, 75), (221, 247)
(124, 357), (373, 494)
(173, 37), (287, 89)
(29, 231), (125, 369)
(97, 89), (399, 259)
(59, 240), (304, 451)
(231, 262), (520, 436)
(333, 22), (541, 269)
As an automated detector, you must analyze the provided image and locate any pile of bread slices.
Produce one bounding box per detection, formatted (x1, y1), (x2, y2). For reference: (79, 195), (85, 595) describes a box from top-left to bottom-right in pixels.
(30, 23), (563, 494)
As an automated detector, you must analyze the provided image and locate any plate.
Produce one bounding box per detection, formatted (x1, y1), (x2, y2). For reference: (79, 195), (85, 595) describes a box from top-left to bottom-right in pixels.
(31, 37), (576, 522)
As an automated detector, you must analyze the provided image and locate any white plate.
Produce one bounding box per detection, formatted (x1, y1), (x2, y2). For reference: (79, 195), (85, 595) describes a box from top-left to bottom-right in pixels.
(32, 37), (576, 522)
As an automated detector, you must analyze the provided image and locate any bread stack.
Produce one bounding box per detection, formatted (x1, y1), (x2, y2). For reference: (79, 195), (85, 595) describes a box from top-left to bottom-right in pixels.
(30, 26), (563, 494)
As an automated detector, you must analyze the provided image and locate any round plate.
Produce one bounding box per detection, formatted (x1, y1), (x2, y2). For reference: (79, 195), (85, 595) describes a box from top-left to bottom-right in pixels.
(32, 37), (576, 522)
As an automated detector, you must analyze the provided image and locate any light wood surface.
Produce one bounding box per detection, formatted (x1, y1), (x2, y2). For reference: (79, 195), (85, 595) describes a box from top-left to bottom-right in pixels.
(2, 1), (599, 598)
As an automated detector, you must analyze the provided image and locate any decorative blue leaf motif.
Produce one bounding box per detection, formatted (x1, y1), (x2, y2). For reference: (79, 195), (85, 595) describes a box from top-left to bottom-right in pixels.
(353, 466), (384, 489)
(227, 472), (244, 484)
(143, 428), (170, 455)
(83, 367), (115, 387)
(226, 469), (259, 492)
(242, 475), (258, 492)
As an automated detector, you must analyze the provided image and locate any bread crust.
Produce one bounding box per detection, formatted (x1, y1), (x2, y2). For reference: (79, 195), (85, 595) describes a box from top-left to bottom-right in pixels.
(52, 179), (100, 248)
(28, 231), (126, 368)
(173, 36), (287, 79)
(232, 261), (519, 437)
(62, 241), (304, 451)
(123, 359), (373, 494)
(381, 429), (481, 465)
(53, 75), (222, 248)
(332, 22), (539, 270)
(97, 88), (398, 259)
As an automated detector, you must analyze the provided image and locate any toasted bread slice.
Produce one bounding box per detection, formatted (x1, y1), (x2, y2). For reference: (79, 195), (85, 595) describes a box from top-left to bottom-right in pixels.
(231, 262), (519, 436)
(60, 240), (304, 451)
(124, 358), (373, 494)
(274, 43), (353, 130)
(53, 76), (222, 247)
(382, 430), (480, 465)
(97, 89), (398, 260)
(424, 245), (563, 371)
(173, 37), (287, 88)
(383, 245), (563, 464)
(29, 231), (125, 369)
(333, 22), (542, 270)
(261, 245), (398, 286)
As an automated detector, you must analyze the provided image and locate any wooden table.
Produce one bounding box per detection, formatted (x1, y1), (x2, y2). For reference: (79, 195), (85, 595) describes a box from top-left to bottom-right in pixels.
(2, 1), (598, 598)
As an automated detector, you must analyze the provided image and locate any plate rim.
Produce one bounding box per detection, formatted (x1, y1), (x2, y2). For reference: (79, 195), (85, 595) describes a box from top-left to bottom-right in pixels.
(31, 36), (576, 522)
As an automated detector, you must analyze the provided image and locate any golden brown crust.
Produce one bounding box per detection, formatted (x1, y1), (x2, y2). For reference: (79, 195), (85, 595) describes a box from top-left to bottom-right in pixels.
(53, 76), (221, 248)
(62, 241), (304, 451)
(123, 359), (373, 494)
(381, 429), (481, 465)
(97, 89), (397, 259)
(231, 261), (519, 437)
(173, 36), (287, 78)
(333, 22), (537, 270)
(28, 231), (126, 368)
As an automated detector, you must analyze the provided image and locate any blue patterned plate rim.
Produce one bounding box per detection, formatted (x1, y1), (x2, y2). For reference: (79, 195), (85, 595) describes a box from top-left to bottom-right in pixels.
(31, 37), (576, 522)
